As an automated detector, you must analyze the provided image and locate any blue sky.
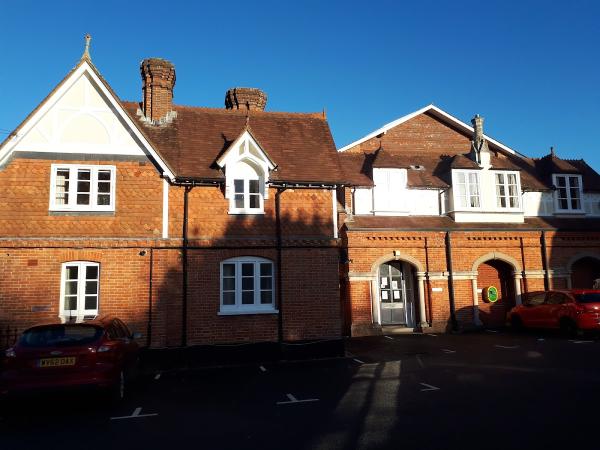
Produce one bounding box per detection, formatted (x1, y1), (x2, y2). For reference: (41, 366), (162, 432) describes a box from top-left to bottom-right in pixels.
(1, 0), (598, 168)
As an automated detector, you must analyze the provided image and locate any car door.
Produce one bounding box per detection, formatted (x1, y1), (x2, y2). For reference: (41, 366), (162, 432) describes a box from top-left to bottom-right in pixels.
(519, 291), (548, 327)
(542, 292), (569, 328)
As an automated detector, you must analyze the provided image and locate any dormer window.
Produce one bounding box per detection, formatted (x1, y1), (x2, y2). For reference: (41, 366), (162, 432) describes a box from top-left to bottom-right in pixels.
(553, 174), (583, 212)
(216, 130), (276, 215)
(453, 170), (481, 209)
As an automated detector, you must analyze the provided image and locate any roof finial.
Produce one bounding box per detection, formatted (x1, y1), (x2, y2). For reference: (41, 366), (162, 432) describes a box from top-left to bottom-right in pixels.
(550, 146), (555, 157)
(82, 34), (92, 60)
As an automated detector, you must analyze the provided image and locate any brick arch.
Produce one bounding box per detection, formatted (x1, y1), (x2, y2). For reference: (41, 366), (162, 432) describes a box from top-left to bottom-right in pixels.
(370, 252), (425, 275)
(471, 252), (521, 274)
(567, 252), (600, 271)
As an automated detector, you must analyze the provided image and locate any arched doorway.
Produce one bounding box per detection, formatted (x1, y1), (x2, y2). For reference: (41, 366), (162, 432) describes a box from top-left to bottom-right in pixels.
(377, 260), (417, 327)
(571, 256), (600, 289)
(477, 260), (516, 327)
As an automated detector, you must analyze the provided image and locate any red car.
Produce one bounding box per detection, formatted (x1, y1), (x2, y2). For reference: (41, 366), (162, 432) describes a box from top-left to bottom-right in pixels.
(508, 289), (600, 334)
(1, 316), (140, 400)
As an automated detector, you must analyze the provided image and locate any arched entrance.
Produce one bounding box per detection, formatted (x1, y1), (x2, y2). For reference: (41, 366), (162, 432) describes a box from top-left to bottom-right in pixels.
(571, 256), (600, 289)
(476, 260), (516, 327)
(377, 260), (418, 326)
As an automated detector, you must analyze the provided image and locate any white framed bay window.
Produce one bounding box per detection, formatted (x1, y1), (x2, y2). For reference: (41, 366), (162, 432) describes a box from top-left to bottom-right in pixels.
(219, 257), (276, 315)
(50, 164), (115, 211)
(553, 174), (583, 212)
(60, 261), (100, 322)
(452, 170), (481, 209)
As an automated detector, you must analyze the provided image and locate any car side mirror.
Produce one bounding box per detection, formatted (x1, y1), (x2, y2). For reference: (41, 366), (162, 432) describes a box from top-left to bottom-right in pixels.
(131, 332), (142, 340)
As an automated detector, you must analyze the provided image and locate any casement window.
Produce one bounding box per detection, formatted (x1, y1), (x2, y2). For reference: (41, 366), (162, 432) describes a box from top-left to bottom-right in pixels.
(372, 168), (407, 213)
(553, 174), (583, 212)
(453, 170), (481, 208)
(232, 177), (262, 211)
(50, 164), (115, 211)
(60, 262), (100, 322)
(495, 172), (520, 208)
(220, 257), (276, 314)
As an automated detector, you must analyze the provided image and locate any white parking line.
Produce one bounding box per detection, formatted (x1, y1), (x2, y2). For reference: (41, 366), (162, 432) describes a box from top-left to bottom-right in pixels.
(485, 330), (499, 333)
(276, 393), (320, 405)
(353, 358), (365, 364)
(427, 334), (438, 337)
(495, 345), (519, 349)
(110, 407), (158, 420)
(441, 349), (456, 354)
(384, 336), (394, 340)
(571, 340), (593, 344)
(259, 365), (267, 372)
(537, 338), (545, 342)
(416, 354), (425, 368)
(420, 383), (440, 392)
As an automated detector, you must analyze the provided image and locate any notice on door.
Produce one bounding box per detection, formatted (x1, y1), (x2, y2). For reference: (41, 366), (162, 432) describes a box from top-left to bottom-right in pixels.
(381, 291), (389, 300)
(381, 277), (388, 287)
(391, 280), (398, 289)
(393, 290), (401, 300)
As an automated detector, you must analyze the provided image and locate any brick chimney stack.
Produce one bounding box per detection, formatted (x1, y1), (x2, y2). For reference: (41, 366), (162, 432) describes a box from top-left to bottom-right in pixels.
(140, 58), (176, 123)
(471, 114), (491, 168)
(225, 87), (267, 111)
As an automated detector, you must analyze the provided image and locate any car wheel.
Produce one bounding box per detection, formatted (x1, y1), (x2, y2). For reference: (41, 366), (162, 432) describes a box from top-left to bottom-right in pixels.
(560, 318), (578, 337)
(510, 315), (524, 332)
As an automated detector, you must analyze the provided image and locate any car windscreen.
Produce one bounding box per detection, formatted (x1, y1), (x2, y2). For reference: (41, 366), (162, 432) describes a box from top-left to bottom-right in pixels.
(19, 325), (103, 348)
(575, 293), (600, 304)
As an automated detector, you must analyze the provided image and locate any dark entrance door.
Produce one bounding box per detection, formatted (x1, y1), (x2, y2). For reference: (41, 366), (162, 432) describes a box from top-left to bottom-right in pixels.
(378, 261), (415, 326)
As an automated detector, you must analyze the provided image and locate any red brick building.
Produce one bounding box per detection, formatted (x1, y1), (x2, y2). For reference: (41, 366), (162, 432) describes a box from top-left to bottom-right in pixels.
(0, 44), (345, 348)
(338, 105), (600, 334)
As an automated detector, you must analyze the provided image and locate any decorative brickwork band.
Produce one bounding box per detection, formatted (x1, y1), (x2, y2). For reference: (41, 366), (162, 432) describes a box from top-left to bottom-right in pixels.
(225, 87), (267, 111)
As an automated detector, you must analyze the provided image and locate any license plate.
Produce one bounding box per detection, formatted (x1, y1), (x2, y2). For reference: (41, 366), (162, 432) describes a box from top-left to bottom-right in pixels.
(38, 357), (76, 368)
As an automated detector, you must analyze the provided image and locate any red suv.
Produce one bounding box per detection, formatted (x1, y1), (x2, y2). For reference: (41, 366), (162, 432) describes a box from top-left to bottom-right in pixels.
(508, 290), (600, 334)
(1, 316), (140, 400)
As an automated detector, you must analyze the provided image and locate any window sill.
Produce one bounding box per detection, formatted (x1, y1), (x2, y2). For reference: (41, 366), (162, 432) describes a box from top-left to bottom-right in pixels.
(228, 210), (265, 215)
(218, 309), (279, 316)
(50, 210), (115, 216)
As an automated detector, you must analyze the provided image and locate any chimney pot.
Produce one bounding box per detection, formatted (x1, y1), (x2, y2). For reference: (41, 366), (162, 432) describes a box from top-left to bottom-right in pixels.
(225, 87), (267, 111)
(140, 58), (176, 123)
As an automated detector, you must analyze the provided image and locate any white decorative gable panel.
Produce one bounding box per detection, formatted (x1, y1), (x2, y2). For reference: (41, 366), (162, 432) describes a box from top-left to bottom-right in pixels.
(12, 73), (145, 156)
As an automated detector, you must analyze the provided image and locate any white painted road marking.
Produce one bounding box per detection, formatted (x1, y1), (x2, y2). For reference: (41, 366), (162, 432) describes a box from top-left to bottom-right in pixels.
(154, 373), (161, 380)
(427, 334), (438, 337)
(259, 365), (267, 372)
(485, 330), (499, 333)
(495, 345), (519, 349)
(416, 354), (425, 368)
(572, 340), (593, 344)
(353, 358), (365, 364)
(384, 336), (394, 340)
(537, 338), (545, 342)
(110, 407), (158, 420)
(420, 383), (440, 392)
(276, 393), (320, 405)
(441, 349), (456, 354)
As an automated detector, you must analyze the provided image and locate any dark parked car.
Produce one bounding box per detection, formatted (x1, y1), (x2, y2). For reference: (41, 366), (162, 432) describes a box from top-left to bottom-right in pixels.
(1, 316), (140, 400)
(508, 289), (600, 334)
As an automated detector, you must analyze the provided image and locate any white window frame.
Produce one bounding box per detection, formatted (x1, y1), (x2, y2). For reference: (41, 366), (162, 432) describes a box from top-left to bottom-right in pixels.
(59, 261), (100, 322)
(49, 164), (116, 212)
(452, 170), (482, 209)
(219, 257), (277, 315)
(230, 176), (264, 214)
(553, 174), (584, 213)
(494, 171), (521, 210)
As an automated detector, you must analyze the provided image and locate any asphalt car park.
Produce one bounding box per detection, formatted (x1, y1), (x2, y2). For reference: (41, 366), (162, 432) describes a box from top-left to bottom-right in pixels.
(2, 330), (600, 450)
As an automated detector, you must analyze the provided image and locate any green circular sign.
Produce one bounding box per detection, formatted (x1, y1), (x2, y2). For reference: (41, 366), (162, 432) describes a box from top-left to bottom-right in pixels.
(484, 286), (499, 303)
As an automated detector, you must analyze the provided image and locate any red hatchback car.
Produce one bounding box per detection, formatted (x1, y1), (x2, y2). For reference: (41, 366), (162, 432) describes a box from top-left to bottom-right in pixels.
(508, 290), (600, 334)
(1, 316), (140, 400)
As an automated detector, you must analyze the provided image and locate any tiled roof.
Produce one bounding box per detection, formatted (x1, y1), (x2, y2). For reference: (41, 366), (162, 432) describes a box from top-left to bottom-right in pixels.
(121, 102), (346, 184)
(345, 215), (600, 231)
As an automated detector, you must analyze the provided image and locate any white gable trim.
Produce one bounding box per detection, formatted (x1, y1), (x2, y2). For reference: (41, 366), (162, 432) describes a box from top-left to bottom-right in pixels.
(337, 104), (517, 156)
(215, 130), (276, 170)
(0, 60), (175, 181)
